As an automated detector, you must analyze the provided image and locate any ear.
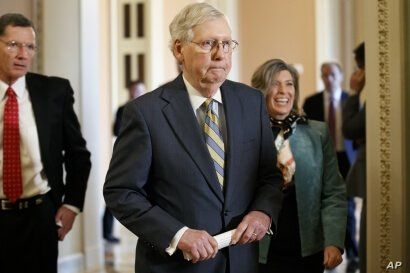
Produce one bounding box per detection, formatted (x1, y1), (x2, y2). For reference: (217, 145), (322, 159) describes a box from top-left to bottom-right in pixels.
(173, 40), (184, 65)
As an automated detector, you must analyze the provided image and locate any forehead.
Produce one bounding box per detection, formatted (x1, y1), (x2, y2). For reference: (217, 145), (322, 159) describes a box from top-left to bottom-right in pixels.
(275, 70), (293, 81)
(191, 17), (231, 39)
(2, 25), (36, 41)
(322, 64), (341, 74)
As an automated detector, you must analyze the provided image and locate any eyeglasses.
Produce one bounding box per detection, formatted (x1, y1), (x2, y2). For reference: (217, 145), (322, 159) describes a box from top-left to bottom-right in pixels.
(190, 39), (239, 53)
(0, 39), (37, 55)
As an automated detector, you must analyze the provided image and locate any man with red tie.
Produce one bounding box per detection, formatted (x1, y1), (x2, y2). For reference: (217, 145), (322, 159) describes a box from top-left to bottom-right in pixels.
(0, 13), (91, 273)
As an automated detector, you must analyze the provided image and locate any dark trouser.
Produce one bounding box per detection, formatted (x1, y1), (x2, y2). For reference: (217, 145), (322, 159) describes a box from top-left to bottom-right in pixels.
(360, 198), (366, 273)
(345, 197), (358, 259)
(0, 194), (58, 273)
(103, 206), (114, 238)
(337, 152), (359, 260)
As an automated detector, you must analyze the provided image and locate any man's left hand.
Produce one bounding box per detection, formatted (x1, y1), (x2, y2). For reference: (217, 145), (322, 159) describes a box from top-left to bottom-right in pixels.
(323, 245), (343, 269)
(231, 211), (270, 245)
(55, 206), (77, 241)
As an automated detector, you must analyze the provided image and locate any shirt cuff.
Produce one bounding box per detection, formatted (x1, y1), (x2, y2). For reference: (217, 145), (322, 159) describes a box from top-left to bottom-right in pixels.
(165, 226), (188, 256)
(63, 204), (80, 214)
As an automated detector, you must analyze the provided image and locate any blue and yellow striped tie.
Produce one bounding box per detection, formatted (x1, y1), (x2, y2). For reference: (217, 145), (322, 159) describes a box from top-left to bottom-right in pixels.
(204, 98), (225, 189)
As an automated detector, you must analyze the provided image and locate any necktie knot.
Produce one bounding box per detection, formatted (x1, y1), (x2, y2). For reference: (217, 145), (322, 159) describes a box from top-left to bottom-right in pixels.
(6, 87), (16, 98)
(204, 98), (214, 111)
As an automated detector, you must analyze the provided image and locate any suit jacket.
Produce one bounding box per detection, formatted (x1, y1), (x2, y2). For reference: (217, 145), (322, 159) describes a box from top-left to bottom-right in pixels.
(303, 91), (356, 165)
(259, 120), (347, 260)
(113, 105), (125, 137)
(26, 72), (91, 210)
(342, 95), (366, 198)
(104, 75), (283, 273)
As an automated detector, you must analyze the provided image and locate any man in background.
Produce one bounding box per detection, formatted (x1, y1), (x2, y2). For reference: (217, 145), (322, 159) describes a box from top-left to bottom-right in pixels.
(103, 80), (146, 243)
(0, 13), (91, 273)
(303, 62), (358, 272)
(343, 42), (366, 273)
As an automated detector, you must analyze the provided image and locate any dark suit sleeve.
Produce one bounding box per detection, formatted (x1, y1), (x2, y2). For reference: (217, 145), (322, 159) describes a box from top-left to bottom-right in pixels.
(104, 103), (185, 249)
(61, 80), (91, 210)
(342, 94), (365, 140)
(249, 94), (283, 229)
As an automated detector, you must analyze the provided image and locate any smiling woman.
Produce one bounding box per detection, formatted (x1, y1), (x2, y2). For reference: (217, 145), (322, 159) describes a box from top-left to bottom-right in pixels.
(251, 59), (347, 273)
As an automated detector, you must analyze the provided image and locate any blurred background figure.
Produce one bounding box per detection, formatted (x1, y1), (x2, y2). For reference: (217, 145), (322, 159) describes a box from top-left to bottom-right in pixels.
(342, 42), (366, 273)
(102, 79), (146, 243)
(113, 80), (146, 136)
(303, 62), (358, 272)
(252, 59), (346, 273)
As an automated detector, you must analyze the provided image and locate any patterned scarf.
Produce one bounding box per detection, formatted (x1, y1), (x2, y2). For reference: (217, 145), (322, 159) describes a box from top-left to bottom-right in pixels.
(270, 112), (307, 189)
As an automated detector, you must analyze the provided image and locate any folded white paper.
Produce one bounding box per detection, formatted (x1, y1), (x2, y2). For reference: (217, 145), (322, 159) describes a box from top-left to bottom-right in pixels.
(183, 229), (236, 261)
(214, 229), (236, 249)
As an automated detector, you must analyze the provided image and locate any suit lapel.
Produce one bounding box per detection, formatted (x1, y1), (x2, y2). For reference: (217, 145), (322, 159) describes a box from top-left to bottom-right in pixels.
(289, 125), (311, 189)
(161, 76), (224, 202)
(220, 81), (242, 203)
(26, 73), (50, 162)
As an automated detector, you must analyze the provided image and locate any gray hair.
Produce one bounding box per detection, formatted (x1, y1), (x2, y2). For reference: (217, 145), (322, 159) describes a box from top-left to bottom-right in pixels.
(0, 13), (35, 36)
(320, 61), (343, 74)
(251, 59), (302, 115)
(169, 2), (226, 51)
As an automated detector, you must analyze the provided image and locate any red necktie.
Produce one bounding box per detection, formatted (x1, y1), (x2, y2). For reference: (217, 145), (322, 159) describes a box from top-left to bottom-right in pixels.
(328, 96), (336, 147)
(3, 87), (22, 203)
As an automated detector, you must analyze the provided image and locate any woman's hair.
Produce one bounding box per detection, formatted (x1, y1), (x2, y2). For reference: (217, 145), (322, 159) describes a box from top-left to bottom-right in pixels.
(168, 2), (226, 51)
(251, 58), (302, 115)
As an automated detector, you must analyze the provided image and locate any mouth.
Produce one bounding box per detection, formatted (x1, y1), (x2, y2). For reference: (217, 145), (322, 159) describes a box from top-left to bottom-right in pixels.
(209, 67), (225, 71)
(14, 63), (27, 70)
(274, 97), (289, 105)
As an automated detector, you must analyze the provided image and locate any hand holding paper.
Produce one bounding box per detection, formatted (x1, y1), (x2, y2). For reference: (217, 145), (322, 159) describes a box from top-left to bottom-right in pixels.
(183, 229), (236, 261)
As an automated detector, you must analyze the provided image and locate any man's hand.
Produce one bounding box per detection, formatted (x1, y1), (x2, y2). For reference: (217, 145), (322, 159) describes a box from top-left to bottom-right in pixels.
(323, 245), (343, 269)
(177, 229), (219, 263)
(55, 206), (77, 241)
(231, 211), (270, 245)
(350, 68), (365, 94)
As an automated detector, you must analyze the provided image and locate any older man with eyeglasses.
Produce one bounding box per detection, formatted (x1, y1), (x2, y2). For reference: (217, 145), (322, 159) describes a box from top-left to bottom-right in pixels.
(0, 13), (91, 273)
(104, 2), (282, 273)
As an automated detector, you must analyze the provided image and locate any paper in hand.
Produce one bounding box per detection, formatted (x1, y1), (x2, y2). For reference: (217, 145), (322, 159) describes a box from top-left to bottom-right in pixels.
(184, 229), (236, 261)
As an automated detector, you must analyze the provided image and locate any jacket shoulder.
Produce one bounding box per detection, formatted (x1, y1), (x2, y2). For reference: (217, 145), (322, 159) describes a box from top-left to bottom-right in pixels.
(27, 72), (70, 84)
(304, 91), (323, 104)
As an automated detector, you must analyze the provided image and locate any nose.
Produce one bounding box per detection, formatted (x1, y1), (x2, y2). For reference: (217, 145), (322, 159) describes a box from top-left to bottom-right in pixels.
(212, 43), (226, 60)
(16, 46), (30, 58)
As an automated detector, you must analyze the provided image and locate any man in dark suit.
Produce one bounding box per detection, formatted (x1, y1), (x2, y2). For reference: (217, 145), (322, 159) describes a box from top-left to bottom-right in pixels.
(104, 3), (282, 273)
(0, 14), (91, 273)
(303, 62), (358, 270)
(343, 42), (366, 273)
(103, 80), (146, 243)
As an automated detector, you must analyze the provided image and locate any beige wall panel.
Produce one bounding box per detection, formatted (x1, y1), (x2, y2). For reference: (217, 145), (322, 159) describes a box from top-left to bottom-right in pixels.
(238, 0), (316, 103)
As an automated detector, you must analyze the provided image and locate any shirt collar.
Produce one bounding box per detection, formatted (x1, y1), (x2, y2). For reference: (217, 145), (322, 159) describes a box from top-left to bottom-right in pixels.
(0, 76), (26, 100)
(325, 87), (342, 101)
(182, 74), (223, 111)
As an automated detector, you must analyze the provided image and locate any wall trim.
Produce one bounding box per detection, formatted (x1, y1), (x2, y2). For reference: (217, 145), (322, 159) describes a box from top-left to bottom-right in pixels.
(377, 0), (392, 272)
